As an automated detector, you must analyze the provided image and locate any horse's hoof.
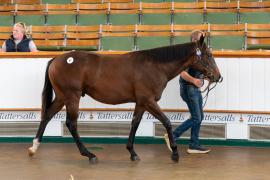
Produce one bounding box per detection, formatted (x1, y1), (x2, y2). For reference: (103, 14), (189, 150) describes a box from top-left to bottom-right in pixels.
(171, 153), (179, 163)
(130, 155), (140, 161)
(89, 157), (98, 164)
(28, 148), (35, 157)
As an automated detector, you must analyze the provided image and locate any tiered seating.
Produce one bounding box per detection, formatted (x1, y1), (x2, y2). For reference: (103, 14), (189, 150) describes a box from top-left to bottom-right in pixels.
(77, 3), (107, 25)
(108, 3), (139, 25)
(2, 23), (269, 51)
(0, 0), (9, 4)
(172, 2), (204, 24)
(140, 2), (172, 25)
(73, 0), (134, 3)
(45, 4), (77, 25)
(245, 23), (270, 50)
(0, 26), (12, 45)
(205, 1), (238, 24)
(135, 0), (165, 2)
(0, 5), (14, 26)
(239, 2), (270, 24)
(43, 0), (71, 4)
(1, 1), (269, 26)
(71, 0), (100, 3)
(15, 4), (45, 25)
(136, 24), (172, 50)
(30, 25), (66, 50)
(100, 24), (135, 50)
(4, 0), (41, 4)
(104, 0), (134, 2)
(209, 24), (245, 50)
(0, 1), (269, 51)
(172, 24), (208, 44)
(66, 25), (100, 50)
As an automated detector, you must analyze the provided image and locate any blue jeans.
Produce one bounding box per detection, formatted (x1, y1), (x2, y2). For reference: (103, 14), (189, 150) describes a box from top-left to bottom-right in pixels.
(173, 84), (204, 147)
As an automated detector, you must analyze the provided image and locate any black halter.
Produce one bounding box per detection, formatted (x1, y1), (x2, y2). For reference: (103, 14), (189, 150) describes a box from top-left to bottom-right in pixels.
(193, 46), (219, 108)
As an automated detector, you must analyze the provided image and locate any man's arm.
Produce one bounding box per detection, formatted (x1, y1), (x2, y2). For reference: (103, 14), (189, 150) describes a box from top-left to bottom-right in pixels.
(29, 40), (38, 52)
(180, 71), (203, 88)
(1, 42), (6, 52)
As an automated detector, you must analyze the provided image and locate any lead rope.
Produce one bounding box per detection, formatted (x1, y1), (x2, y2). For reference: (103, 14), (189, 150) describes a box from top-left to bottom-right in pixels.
(202, 81), (217, 108)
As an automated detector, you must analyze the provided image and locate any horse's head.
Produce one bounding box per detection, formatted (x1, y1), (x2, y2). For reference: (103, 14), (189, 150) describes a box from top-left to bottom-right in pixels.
(189, 36), (222, 83)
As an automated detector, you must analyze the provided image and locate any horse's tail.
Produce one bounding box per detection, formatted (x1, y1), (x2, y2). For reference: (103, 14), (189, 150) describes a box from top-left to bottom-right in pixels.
(41, 59), (54, 119)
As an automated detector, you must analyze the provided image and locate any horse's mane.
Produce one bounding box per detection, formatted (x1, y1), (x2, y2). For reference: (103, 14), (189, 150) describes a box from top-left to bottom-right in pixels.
(132, 42), (196, 63)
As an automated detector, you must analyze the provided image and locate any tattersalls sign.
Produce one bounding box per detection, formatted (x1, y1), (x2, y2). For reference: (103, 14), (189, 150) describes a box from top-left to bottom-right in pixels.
(0, 110), (269, 139)
(245, 114), (270, 124)
(0, 110), (269, 125)
(0, 112), (37, 120)
(0, 111), (88, 121)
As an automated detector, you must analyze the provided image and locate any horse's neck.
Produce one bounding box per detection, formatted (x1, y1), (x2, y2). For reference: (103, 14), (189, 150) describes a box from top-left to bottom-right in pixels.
(163, 57), (192, 81)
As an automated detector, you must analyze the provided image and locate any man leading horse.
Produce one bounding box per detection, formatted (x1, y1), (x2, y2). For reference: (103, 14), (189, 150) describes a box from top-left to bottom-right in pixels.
(29, 32), (221, 163)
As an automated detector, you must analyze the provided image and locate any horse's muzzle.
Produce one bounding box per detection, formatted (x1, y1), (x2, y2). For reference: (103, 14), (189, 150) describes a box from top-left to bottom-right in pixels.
(212, 75), (223, 83)
(217, 76), (223, 83)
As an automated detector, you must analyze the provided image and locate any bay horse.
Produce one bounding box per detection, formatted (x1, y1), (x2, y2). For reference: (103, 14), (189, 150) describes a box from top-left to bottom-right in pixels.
(28, 36), (221, 163)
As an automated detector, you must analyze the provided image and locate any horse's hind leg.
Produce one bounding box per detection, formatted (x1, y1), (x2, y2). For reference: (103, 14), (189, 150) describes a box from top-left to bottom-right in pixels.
(28, 98), (64, 156)
(126, 104), (145, 161)
(65, 96), (97, 164)
(145, 100), (179, 163)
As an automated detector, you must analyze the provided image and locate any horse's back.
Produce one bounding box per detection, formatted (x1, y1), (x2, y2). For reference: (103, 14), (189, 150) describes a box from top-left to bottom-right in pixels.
(48, 51), (138, 103)
(48, 50), (165, 104)
(48, 51), (101, 91)
(52, 50), (99, 64)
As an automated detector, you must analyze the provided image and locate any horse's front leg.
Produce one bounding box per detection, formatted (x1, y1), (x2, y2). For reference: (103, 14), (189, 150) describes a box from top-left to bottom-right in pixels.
(145, 100), (179, 163)
(126, 105), (145, 161)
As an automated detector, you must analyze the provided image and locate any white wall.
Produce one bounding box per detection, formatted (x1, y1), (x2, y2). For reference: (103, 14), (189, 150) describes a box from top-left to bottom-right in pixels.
(0, 57), (270, 139)
(1, 57), (270, 110)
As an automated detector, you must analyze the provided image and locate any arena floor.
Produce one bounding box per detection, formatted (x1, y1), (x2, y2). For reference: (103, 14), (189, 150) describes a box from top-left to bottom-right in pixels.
(0, 143), (269, 180)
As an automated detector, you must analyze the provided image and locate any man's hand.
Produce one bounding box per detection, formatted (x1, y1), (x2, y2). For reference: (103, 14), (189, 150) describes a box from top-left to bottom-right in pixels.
(180, 71), (203, 88)
(192, 78), (203, 88)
